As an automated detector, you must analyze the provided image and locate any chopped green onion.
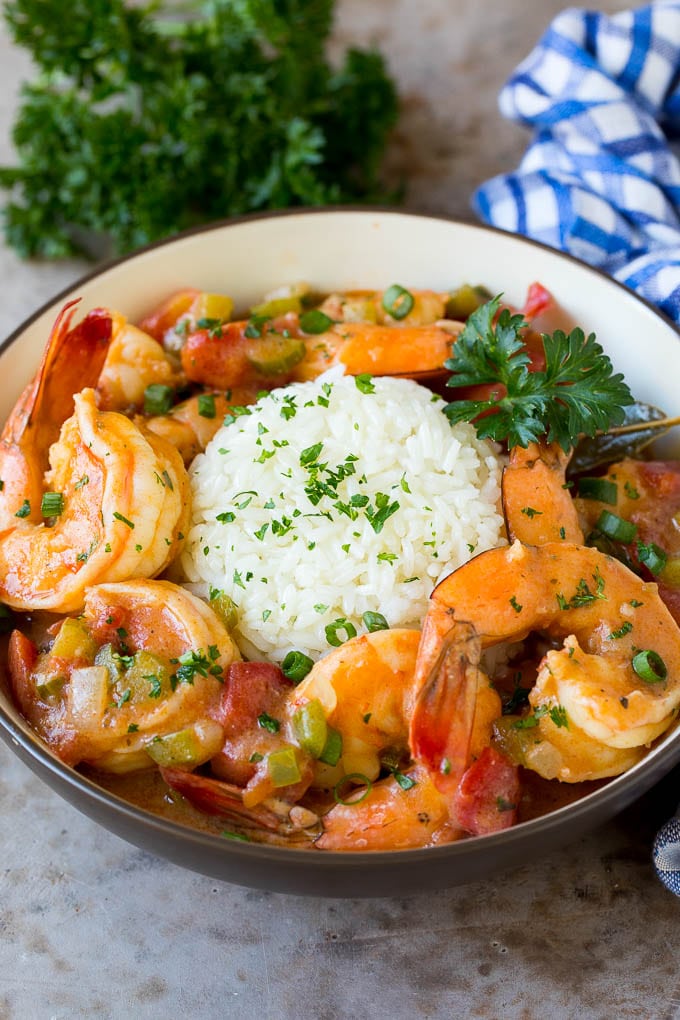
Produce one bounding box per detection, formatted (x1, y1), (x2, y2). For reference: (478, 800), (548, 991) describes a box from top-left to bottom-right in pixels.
(113, 511), (135, 529)
(595, 510), (637, 543)
(362, 611), (389, 632)
(578, 477), (618, 504)
(325, 618), (358, 647)
(197, 393), (216, 418)
(637, 540), (667, 575)
(281, 650), (314, 683)
(382, 284), (414, 320)
(333, 773), (373, 805)
(14, 499), (31, 519)
(143, 383), (174, 415)
(299, 309), (335, 334)
(222, 830), (250, 842)
(41, 491), (64, 517)
(266, 746), (302, 787)
(632, 649), (667, 684)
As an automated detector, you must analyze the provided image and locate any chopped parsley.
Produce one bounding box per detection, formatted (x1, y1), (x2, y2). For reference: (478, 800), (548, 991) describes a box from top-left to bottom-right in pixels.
(113, 511), (135, 529)
(512, 704), (569, 729)
(609, 621), (633, 640)
(170, 647), (223, 688)
(355, 373), (375, 394)
(257, 712), (280, 734)
(556, 570), (606, 610)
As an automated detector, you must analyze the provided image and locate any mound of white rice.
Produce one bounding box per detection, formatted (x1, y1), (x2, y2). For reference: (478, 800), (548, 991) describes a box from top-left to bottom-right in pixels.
(180, 370), (505, 661)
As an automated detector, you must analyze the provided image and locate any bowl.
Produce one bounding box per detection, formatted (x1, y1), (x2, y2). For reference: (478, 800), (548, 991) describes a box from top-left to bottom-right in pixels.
(2, 208), (680, 897)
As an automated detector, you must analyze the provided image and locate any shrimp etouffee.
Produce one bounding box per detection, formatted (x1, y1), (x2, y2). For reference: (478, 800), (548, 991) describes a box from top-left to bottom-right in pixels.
(3, 280), (680, 852)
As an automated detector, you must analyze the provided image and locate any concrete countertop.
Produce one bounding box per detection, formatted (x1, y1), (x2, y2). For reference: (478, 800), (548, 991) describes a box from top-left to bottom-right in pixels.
(1, 3), (679, 1018)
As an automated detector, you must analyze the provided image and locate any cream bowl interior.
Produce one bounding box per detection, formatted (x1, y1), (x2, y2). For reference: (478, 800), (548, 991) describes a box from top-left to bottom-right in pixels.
(1, 208), (680, 896)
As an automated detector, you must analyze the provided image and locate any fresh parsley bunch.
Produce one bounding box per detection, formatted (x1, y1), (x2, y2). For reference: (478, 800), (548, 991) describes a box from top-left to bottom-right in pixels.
(444, 295), (634, 451)
(0, 0), (398, 258)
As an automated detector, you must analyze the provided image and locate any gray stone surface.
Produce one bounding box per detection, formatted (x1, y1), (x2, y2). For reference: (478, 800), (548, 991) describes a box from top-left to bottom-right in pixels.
(1, 4), (679, 1019)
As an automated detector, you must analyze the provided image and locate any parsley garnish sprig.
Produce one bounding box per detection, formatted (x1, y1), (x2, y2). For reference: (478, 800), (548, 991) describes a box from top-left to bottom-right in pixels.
(444, 296), (634, 452)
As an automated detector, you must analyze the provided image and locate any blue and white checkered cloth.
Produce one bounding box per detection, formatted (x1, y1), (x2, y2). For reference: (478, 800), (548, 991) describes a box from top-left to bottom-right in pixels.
(475, 2), (680, 895)
(474, 2), (680, 324)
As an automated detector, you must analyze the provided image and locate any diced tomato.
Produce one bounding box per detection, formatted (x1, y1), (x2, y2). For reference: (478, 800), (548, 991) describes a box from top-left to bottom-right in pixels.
(453, 746), (520, 835)
(138, 289), (200, 341)
(181, 322), (253, 388)
(520, 281), (553, 322)
(181, 313), (302, 389)
(7, 630), (39, 715)
(215, 661), (290, 736)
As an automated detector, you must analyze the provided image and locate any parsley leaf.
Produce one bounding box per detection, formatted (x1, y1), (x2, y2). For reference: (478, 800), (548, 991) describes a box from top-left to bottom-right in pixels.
(444, 295), (634, 452)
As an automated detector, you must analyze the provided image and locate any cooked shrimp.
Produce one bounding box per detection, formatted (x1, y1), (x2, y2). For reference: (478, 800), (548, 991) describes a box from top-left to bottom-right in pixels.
(415, 541), (680, 782)
(574, 457), (680, 625)
(318, 287), (449, 327)
(8, 579), (240, 771)
(143, 387), (260, 465)
(289, 629), (423, 784)
(293, 321), (457, 382)
(291, 628), (516, 850)
(97, 311), (182, 412)
(159, 627), (518, 849)
(0, 304), (190, 611)
(316, 763), (452, 851)
(502, 442), (584, 545)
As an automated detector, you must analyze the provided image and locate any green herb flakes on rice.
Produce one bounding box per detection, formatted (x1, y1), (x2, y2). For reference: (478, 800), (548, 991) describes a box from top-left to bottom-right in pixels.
(181, 370), (506, 661)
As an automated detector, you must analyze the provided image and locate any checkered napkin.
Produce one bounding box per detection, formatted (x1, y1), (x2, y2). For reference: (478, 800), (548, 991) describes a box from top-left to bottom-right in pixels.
(474, 2), (680, 324)
(474, 2), (680, 894)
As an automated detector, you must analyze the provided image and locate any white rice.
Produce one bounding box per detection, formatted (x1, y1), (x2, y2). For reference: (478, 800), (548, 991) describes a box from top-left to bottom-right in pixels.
(180, 369), (506, 662)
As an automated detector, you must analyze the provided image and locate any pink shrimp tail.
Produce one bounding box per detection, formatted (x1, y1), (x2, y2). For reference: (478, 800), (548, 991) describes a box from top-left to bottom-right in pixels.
(160, 767), (317, 844)
(5, 300), (113, 449)
(0, 301), (113, 524)
(409, 611), (481, 796)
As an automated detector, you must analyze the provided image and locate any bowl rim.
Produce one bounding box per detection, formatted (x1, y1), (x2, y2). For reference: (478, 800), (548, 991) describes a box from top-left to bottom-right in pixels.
(3, 204), (680, 357)
(2, 205), (680, 886)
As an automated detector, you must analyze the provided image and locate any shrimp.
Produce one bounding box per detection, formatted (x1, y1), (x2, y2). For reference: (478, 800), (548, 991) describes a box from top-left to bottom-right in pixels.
(414, 541), (680, 782)
(290, 628), (516, 850)
(160, 628), (519, 850)
(143, 387), (260, 465)
(0, 305), (190, 612)
(317, 287), (449, 327)
(502, 441), (584, 545)
(93, 308), (265, 463)
(96, 311), (182, 413)
(0, 300), (112, 529)
(574, 457), (680, 625)
(7, 579), (240, 772)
